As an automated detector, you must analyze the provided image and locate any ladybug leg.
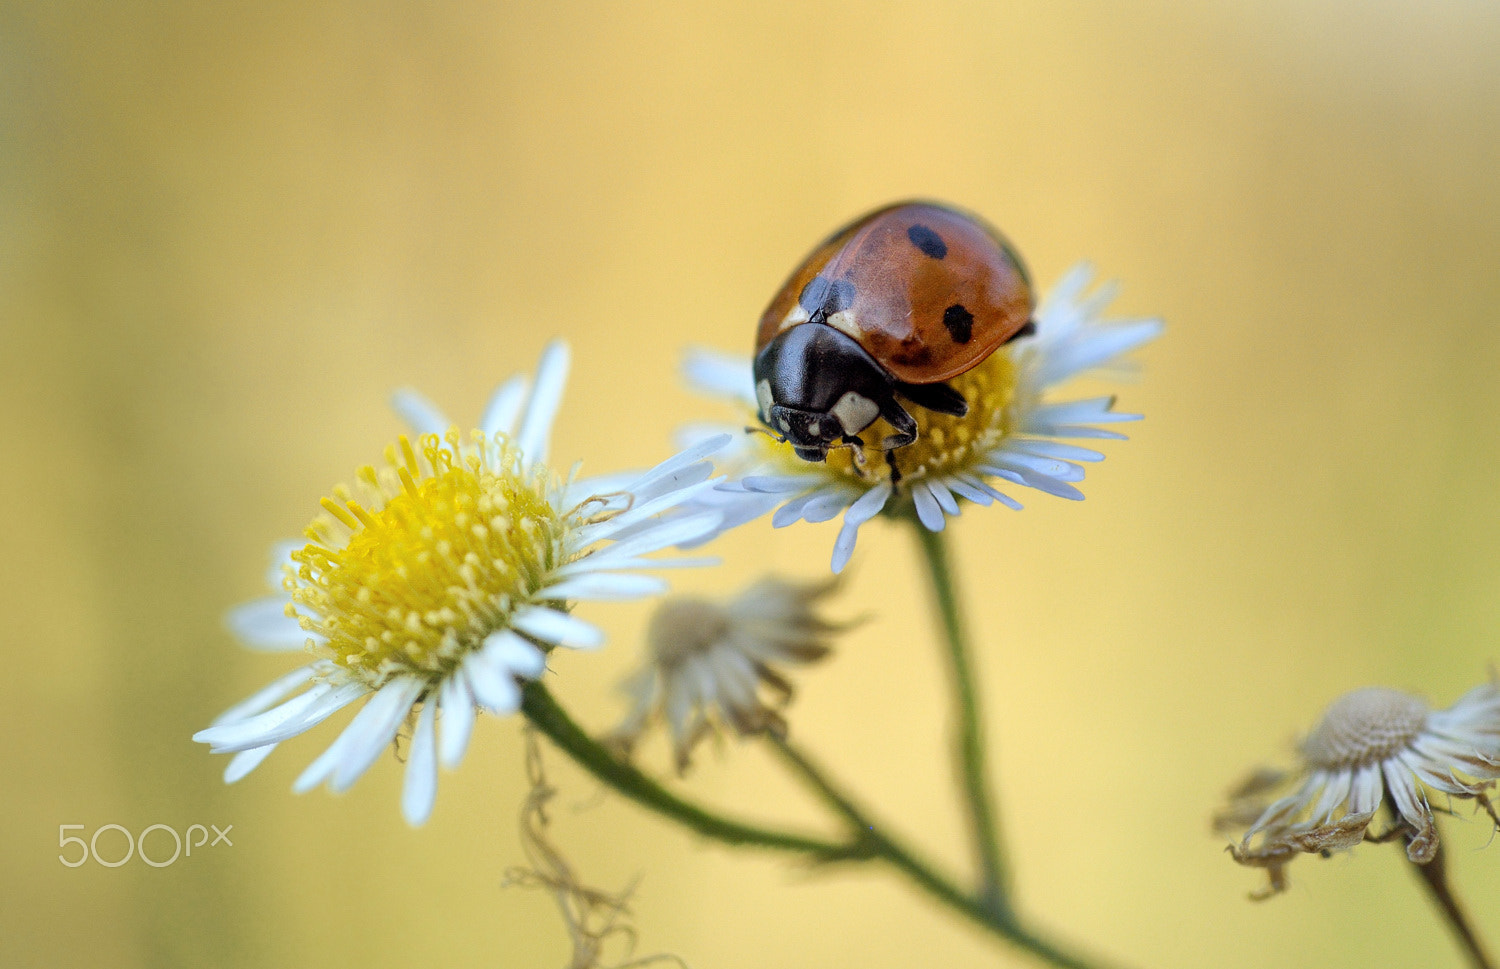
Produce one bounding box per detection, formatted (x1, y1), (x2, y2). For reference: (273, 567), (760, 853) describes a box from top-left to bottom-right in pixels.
(1003, 319), (1037, 344)
(894, 380), (968, 418)
(875, 397), (918, 452)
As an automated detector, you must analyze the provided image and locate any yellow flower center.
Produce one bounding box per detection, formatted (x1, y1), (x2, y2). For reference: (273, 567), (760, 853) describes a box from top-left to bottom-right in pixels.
(758, 348), (1024, 490)
(1302, 687), (1429, 771)
(286, 431), (571, 687)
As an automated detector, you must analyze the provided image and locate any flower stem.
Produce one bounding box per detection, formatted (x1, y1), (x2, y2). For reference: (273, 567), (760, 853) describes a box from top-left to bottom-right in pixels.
(911, 520), (1012, 921)
(520, 681), (849, 858)
(1407, 839), (1495, 969)
(520, 673), (1126, 968)
(769, 735), (1123, 969)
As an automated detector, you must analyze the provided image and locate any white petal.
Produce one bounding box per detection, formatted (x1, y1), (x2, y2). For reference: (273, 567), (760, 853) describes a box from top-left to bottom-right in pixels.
(771, 492), (818, 528)
(205, 680), (373, 753)
(483, 629), (548, 678)
(1028, 397), (1127, 425)
(1035, 262), (1095, 320)
(676, 490), (782, 544)
(619, 434), (731, 501)
(226, 597), (311, 652)
(955, 472), (1023, 510)
(942, 475), (993, 506)
(911, 482), (946, 532)
(224, 744), (277, 783)
(584, 513), (725, 564)
(516, 341), (570, 468)
(926, 477), (961, 516)
(831, 482), (891, 573)
(196, 684), (334, 750)
(402, 699), (439, 826)
(329, 676), (426, 793)
(560, 470), (638, 510)
(390, 388), (451, 436)
(981, 464), (1085, 501)
(682, 347), (757, 406)
(544, 571), (667, 601)
(990, 451), (1085, 481)
(1009, 439), (1105, 463)
(512, 606), (604, 650)
(1038, 320), (1163, 386)
(210, 665), (318, 727)
(579, 555), (719, 572)
(1383, 760), (1428, 828)
(739, 474), (816, 494)
(463, 651), (522, 713)
(1349, 763), (1385, 813)
(1308, 770), (1353, 822)
(291, 691), (395, 796)
(479, 374), (530, 439)
(801, 489), (855, 524)
(438, 671), (477, 769)
(576, 481), (723, 542)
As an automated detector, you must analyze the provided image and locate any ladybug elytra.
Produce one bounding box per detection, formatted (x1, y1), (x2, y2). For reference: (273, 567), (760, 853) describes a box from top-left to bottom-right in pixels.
(753, 201), (1035, 474)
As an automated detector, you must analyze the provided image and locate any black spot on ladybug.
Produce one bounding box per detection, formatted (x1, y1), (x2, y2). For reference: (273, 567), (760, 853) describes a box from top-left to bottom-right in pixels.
(799, 276), (856, 322)
(906, 224), (947, 260)
(942, 304), (974, 343)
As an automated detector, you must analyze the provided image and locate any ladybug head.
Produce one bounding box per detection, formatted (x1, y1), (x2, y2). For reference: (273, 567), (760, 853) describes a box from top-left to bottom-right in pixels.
(752, 323), (893, 462)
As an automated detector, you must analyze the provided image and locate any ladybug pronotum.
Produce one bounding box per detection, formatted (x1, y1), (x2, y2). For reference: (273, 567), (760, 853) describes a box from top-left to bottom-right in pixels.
(753, 201), (1035, 476)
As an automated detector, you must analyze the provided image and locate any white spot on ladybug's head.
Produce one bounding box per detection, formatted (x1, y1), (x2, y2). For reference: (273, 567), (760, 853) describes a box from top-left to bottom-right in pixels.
(756, 379), (774, 418)
(781, 303), (811, 330)
(831, 391), (880, 436)
(823, 309), (861, 342)
(807, 419), (821, 438)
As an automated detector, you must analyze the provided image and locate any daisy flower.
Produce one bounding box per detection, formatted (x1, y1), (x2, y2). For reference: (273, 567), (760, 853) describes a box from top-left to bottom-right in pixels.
(1216, 682), (1500, 898)
(194, 342), (727, 825)
(680, 264), (1162, 572)
(606, 576), (848, 770)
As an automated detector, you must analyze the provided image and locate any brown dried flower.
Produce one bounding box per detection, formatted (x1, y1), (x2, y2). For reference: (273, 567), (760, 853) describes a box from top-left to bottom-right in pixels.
(606, 576), (850, 770)
(1215, 683), (1500, 899)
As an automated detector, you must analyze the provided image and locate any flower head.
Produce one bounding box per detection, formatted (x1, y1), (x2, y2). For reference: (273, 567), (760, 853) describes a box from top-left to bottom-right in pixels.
(606, 576), (849, 770)
(1216, 682), (1500, 898)
(681, 264), (1163, 572)
(195, 342), (727, 825)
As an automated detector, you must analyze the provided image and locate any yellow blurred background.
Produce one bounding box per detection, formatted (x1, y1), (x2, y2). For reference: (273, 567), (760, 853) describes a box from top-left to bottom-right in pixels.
(4, 2), (1500, 966)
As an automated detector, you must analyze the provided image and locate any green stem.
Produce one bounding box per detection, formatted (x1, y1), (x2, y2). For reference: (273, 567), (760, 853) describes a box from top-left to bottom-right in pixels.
(522, 681), (1125, 969)
(520, 681), (849, 858)
(769, 736), (1122, 969)
(912, 521), (1011, 920)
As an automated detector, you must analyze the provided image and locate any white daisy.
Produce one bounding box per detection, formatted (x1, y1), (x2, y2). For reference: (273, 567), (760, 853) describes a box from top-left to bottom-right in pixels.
(195, 341), (727, 825)
(606, 576), (848, 771)
(679, 263), (1163, 572)
(1216, 682), (1500, 898)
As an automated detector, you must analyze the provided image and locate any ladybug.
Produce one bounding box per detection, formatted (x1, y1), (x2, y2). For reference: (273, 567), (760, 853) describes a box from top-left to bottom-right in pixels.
(753, 201), (1035, 470)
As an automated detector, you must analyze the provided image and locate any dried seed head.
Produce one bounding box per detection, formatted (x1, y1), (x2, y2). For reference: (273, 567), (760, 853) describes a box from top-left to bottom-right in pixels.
(1301, 687), (1428, 772)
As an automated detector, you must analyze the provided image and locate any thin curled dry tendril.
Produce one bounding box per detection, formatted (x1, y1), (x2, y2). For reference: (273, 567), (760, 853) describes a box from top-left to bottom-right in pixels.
(504, 730), (689, 969)
(568, 491), (636, 527)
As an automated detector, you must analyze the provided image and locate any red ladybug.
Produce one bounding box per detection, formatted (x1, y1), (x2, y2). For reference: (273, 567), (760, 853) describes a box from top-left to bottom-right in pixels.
(753, 201), (1035, 466)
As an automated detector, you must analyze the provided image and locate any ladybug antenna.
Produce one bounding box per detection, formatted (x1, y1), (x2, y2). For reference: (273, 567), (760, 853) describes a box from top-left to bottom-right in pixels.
(743, 425), (788, 445)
